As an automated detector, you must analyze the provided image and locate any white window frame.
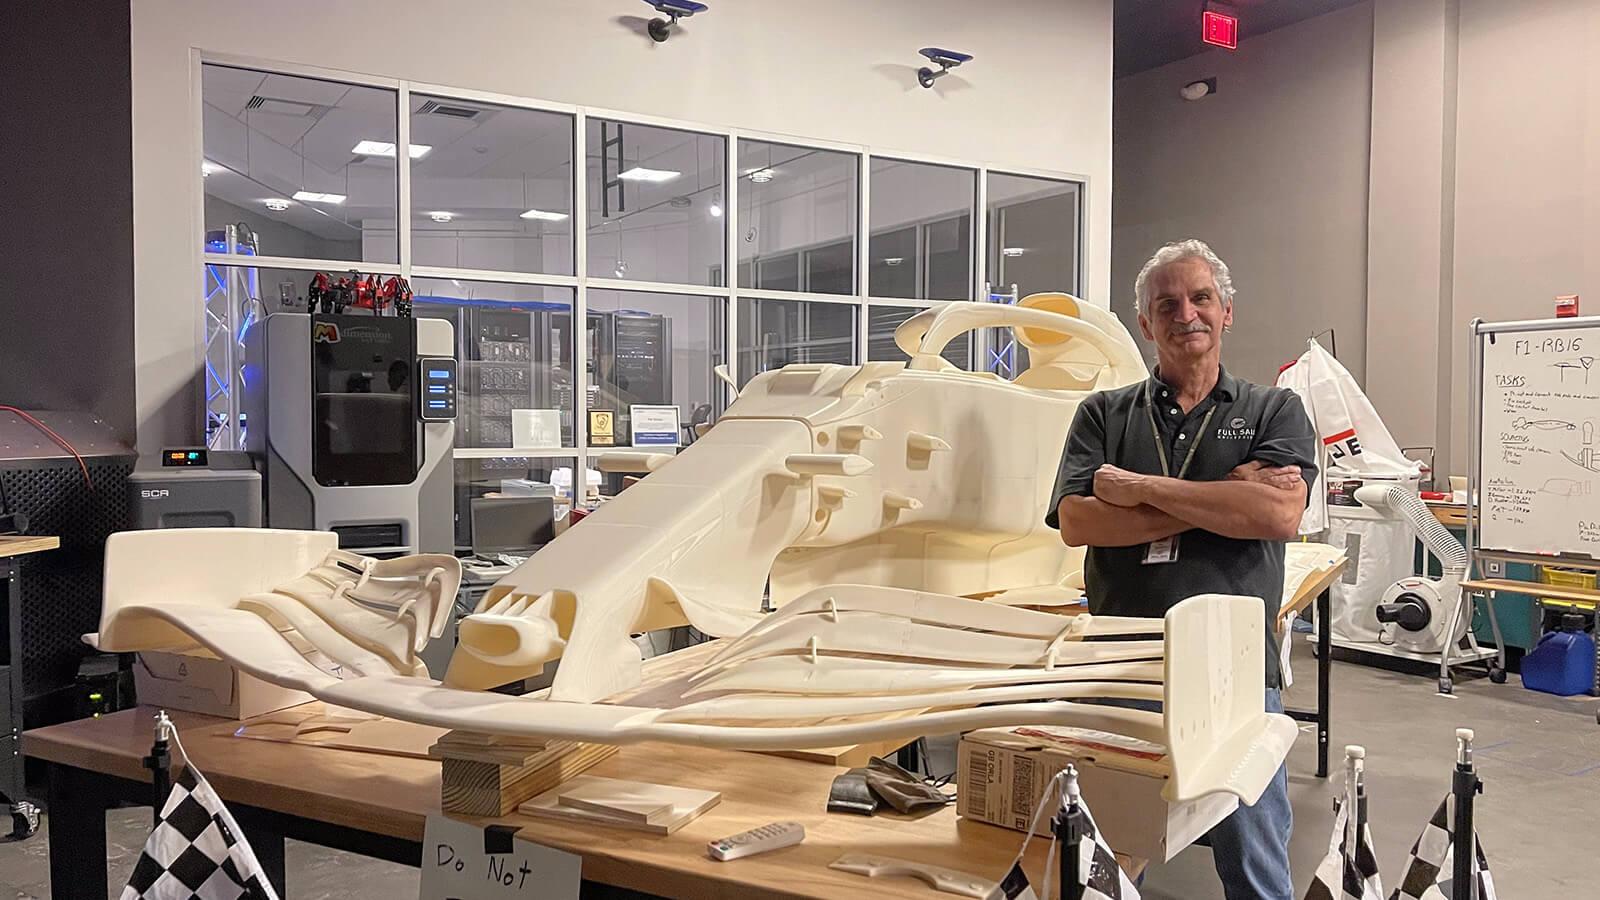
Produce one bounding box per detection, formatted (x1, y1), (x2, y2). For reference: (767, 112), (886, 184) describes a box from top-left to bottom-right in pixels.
(192, 51), (1091, 488)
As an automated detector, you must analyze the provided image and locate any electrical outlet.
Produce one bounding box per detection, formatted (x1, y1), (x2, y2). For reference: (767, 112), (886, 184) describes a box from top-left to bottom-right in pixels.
(1485, 560), (1505, 577)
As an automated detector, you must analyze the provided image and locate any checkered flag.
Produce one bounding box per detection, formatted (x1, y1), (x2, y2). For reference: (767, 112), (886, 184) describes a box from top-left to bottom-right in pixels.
(1388, 798), (1497, 900)
(987, 802), (1139, 900)
(120, 765), (280, 900)
(1074, 804), (1140, 900)
(1304, 797), (1383, 900)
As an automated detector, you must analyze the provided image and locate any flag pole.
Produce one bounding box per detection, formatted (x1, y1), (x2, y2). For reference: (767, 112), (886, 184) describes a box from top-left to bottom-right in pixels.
(1345, 744), (1367, 855)
(141, 710), (174, 826)
(1054, 764), (1086, 900)
(1452, 727), (1480, 900)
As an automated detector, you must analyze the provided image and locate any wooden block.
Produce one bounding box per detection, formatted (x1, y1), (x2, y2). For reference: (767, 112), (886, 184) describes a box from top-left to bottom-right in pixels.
(519, 775), (720, 835)
(556, 779), (673, 824)
(441, 741), (617, 817)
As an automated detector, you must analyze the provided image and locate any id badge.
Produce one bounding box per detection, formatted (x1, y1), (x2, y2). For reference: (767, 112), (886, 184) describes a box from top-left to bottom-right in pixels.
(1143, 534), (1180, 565)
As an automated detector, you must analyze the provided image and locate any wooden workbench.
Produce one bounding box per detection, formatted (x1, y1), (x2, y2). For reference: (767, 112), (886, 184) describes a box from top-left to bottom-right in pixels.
(0, 534), (59, 559)
(25, 702), (1101, 899)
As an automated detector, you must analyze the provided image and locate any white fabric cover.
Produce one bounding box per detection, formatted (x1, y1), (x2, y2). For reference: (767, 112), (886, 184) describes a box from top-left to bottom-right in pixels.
(1276, 339), (1421, 533)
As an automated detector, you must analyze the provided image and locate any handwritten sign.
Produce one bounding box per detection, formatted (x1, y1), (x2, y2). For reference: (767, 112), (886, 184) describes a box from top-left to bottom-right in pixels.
(1478, 324), (1600, 559)
(419, 815), (580, 900)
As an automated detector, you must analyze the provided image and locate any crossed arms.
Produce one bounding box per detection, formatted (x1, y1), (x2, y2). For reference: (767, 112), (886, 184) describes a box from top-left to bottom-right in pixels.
(1055, 461), (1306, 547)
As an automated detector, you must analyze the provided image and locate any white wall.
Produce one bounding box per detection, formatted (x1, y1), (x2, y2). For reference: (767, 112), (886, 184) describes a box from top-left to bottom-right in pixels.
(130, 0), (1114, 450)
(1111, 2), (1375, 389)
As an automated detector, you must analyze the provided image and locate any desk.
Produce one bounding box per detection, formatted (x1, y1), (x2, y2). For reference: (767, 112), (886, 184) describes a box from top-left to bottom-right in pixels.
(2, 535), (59, 824)
(1280, 554), (1349, 779)
(26, 704), (1109, 899)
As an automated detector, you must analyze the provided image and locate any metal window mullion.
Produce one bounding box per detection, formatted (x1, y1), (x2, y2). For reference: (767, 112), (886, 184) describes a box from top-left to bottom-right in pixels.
(200, 253), (405, 275)
(725, 130), (740, 394)
(397, 81), (412, 276)
(857, 150), (870, 367)
(975, 167), (991, 367)
(573, 109), (590, 490)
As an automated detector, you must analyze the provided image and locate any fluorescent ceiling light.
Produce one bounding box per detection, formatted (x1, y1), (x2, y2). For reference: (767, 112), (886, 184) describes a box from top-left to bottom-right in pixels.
(708, 202), (723, 218)
(618, 166), (680, 183)
(520, 208), (569, 221)
(351, 140), (432, 159)
(429, 211), (454, 223)
(292, 190), (346, 204)
(263, 198), (291, 211)
(201, 160), (226, 177)
(748, 168), (775, 183)
(1001, 247), (1026, 257)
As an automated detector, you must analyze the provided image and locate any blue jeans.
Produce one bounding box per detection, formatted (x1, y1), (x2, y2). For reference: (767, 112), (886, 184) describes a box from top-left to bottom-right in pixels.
(1094, 689), (1294, 900)
(1204, 688), (1294, 900)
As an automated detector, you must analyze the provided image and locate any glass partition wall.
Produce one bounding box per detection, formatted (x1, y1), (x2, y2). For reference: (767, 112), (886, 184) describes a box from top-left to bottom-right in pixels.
(198, 59), (1085, 515)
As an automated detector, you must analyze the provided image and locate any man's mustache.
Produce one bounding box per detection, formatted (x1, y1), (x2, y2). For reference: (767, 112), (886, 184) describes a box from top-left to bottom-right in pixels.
(1169, 321), (1211, 336)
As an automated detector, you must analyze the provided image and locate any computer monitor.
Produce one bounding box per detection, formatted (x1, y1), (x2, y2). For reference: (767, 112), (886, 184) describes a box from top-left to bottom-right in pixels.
(470, 496), (555, 556)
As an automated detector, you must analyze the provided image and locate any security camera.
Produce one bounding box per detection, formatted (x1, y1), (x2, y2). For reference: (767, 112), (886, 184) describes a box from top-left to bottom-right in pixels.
(1180, 77), (1217, 101)
(642, 0), (707, 42)
(917, 47), (973, 89)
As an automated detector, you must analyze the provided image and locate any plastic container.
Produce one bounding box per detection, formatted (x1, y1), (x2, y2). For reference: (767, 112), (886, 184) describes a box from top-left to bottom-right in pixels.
(1521, 615), (1597, 697)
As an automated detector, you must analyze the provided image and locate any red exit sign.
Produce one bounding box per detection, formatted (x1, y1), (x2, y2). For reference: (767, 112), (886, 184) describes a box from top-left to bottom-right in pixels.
(1202, 10), (1239, 50)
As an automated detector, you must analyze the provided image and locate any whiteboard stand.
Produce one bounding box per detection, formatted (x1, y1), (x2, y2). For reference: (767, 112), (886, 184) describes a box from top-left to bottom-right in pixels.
(1467, 315), (1600, 700)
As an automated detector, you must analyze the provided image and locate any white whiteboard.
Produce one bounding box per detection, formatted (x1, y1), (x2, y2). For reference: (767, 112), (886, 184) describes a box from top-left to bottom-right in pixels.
(1478, 324), (1600, 559)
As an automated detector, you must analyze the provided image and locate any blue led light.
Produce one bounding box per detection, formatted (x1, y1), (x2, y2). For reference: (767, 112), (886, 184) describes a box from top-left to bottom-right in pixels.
(429, 369), (450, 378)
(428, 385), (447, 393)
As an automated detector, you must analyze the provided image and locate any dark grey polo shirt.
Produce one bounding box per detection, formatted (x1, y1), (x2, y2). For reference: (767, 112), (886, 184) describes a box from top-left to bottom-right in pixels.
(1045, 366), (1317, 688)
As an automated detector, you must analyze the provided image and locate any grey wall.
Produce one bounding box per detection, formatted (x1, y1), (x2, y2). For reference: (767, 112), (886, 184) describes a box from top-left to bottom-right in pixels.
(0, 6), (137, 445)
(1446, 0), (1600, 474)
(1115, 0), (1600, 479)
(1112, 2), (1375, 389)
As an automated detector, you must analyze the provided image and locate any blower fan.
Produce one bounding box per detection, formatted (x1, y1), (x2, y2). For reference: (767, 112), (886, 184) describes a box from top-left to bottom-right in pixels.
(1354, 484), (1508, 686)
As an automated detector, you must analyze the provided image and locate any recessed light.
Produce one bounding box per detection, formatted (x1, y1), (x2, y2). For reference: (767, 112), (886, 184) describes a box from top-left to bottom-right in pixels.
(748, 168), (775, 183)
(883, 257), (904, 267)
(618, 166), (680, 183)
(351, 140), (432, 159)
(292, 190), (346, 204)
(520, 208), (569, 221)
(708, 202), (723, 218)
(201, 160), (226, 177)
(429, 211), (454, 223)
(263, 198), (291, 211)
(1002, 247), (1026, 257)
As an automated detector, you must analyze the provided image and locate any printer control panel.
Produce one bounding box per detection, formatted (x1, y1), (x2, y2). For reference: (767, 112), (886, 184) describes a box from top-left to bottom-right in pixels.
(418, 358), (458, 420)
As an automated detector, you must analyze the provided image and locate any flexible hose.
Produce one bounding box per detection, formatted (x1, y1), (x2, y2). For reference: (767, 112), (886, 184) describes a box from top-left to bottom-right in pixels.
(1357, 483), (1467, 575)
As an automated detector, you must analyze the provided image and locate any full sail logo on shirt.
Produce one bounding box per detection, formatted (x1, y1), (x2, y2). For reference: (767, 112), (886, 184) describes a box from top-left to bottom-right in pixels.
(1217, 416), (1255, 439)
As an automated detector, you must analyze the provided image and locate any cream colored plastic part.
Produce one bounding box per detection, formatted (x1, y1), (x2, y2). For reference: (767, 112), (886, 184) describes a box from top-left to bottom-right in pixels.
(92, 528), (460, 683)
(97, 551), (1292, 805)
(596, 451), (673, 473)
(828, 854), (995, 898)
(443, 298), (1140, 702)
(90, 300), (1295, 806)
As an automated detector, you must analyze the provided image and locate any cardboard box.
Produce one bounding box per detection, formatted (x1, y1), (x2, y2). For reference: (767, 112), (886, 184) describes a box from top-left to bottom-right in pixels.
(957, 726), (1238, 863)
(134, 651), (313, 720)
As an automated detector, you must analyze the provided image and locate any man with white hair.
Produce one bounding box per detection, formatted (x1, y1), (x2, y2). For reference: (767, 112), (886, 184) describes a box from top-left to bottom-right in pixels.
(1046, 239), (1316, 900)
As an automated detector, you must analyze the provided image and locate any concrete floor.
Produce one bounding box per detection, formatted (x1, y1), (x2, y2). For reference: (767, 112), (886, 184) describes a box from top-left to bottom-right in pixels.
(3, 651), (1596, 898)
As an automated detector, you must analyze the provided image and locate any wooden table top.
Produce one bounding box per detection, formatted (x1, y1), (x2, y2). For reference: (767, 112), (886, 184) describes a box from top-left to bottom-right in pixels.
(1280, 552), (1349, 622)
(25, 704), (1092, 899)
(1462, 577), (1600, 605)
(0, 535), (59, 560)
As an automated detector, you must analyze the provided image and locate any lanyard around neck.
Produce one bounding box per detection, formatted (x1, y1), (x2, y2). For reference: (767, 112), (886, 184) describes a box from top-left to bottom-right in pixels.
(1143, 381), (1217, 479)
